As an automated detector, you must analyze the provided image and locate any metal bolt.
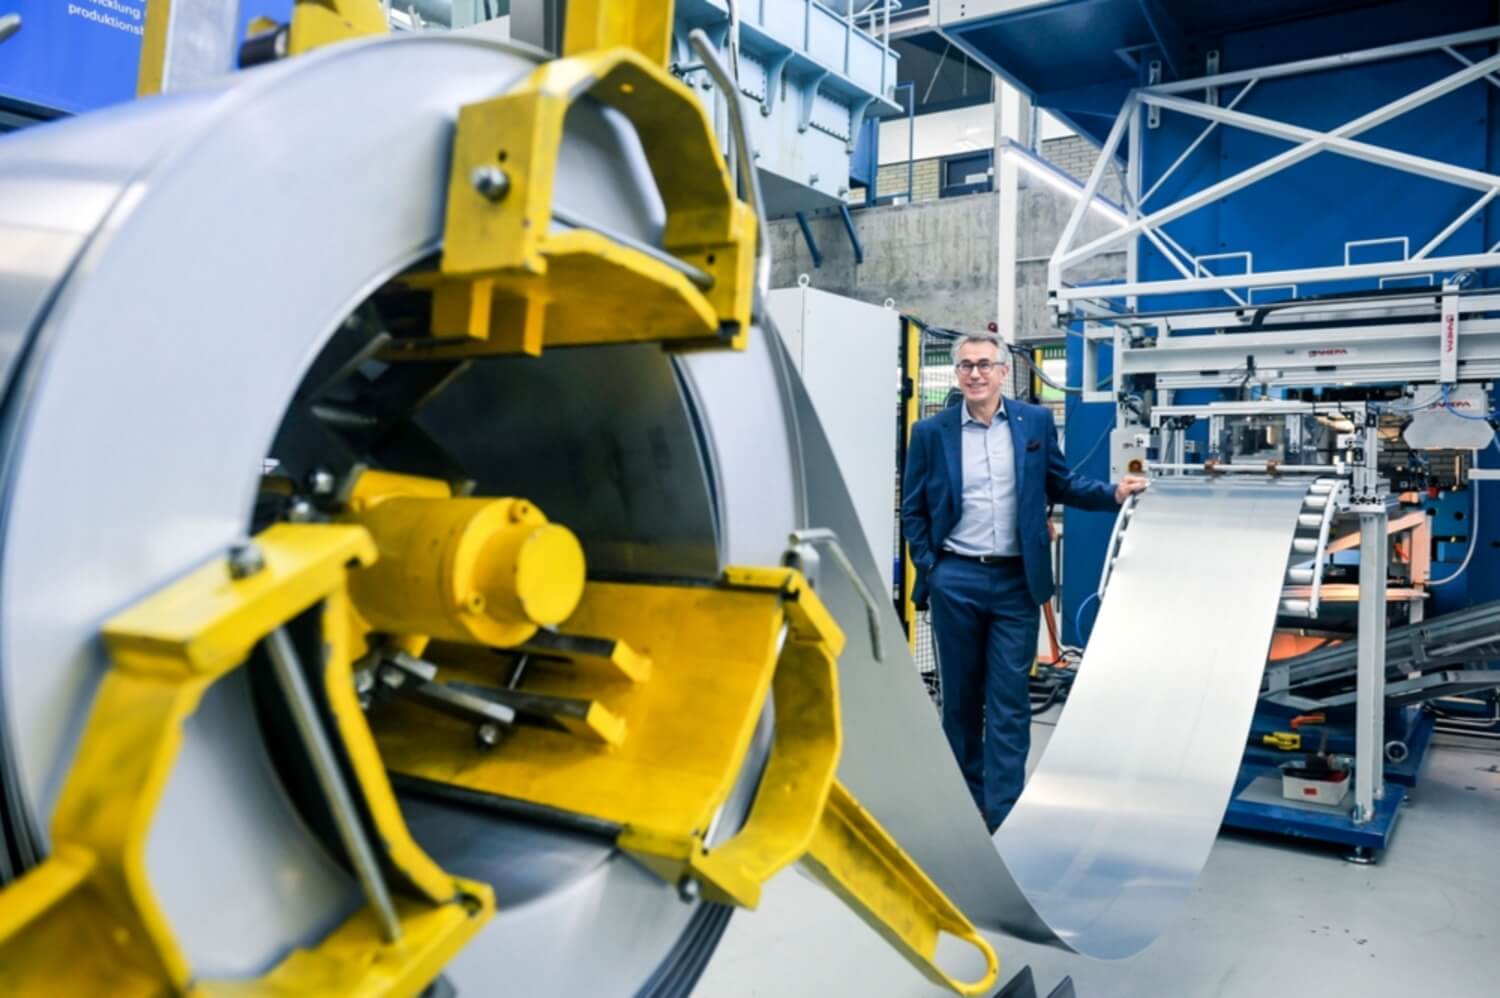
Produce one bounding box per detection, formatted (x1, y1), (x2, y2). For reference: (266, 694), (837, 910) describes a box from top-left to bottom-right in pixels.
(676, 877), (701, 904)
(227, 542), (265, 579)
(378, 665), (407, 691)
(287, 498), (316, 523)
(472, 166), (511, 202)
(309, 467), (337, 497)
(354, 668), (375, 710)
(476, 723), (503, 750)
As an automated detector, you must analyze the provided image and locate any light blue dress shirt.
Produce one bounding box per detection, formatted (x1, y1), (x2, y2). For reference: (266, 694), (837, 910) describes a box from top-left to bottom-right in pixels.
(943, 398), (1020, 557)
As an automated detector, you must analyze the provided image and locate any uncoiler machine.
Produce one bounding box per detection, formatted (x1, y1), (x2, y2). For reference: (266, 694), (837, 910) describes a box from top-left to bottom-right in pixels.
(3, 1), (1497, 995)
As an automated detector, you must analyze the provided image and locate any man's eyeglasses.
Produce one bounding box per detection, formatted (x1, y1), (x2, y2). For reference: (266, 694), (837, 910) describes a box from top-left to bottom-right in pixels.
(955, 360), (1000, 375)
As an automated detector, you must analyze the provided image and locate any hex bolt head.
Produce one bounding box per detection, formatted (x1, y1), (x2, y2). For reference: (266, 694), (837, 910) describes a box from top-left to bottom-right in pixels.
(309, 467), (337, 497)
(227, 542), (266, 580)
(472, 166), (511, 202)
(676, 877), (702, 904)
(476, 723), (503, 750)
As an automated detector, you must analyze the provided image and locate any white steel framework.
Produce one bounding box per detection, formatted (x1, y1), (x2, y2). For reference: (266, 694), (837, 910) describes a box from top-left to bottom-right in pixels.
(1048, 26), (1500, 316)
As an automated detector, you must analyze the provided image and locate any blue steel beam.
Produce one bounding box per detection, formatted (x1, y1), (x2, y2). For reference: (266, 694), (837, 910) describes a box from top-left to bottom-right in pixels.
(838, 203), (864, 266)
(795, 211), (823, 268)
(1136, 0), (1188, 80)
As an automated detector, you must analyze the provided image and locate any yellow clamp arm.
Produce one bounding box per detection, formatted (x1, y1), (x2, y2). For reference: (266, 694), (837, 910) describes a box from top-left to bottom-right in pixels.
(0, 524), (491, 994)
(636, 568), (1000, 996)
(429, 45), (756, 357)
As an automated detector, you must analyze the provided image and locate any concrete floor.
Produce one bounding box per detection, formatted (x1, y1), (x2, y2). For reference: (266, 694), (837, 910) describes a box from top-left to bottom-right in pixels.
(697, 718), (1500, 998)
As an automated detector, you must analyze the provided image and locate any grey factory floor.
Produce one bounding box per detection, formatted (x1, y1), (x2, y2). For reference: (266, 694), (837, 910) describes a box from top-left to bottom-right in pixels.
(696, 710), (1500, 998)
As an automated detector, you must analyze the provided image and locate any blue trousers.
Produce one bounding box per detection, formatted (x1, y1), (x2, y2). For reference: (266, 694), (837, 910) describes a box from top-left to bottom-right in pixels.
(927, 554), (1039, 831)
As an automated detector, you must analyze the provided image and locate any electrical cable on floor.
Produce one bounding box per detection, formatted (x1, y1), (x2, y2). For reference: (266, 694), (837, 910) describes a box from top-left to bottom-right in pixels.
(1029, 682), (1061, 715)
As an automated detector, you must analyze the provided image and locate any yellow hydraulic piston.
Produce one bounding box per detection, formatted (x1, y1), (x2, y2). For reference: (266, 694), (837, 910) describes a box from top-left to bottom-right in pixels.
(345, 472), (586, 650)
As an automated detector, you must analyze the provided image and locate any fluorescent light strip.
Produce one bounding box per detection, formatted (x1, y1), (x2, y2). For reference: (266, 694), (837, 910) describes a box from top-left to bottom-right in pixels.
(1002, 148), (1128, 227)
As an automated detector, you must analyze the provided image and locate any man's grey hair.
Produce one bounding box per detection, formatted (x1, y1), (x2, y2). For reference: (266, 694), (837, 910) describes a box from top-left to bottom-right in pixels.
(951, 333), (1007, 365)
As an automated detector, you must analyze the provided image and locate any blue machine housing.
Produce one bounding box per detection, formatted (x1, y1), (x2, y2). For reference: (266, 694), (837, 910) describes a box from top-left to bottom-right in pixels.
(942, 0), (1500, 855)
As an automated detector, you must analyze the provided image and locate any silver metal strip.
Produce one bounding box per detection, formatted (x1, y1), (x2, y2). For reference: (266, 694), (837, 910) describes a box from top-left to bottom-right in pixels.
(792, 341), (1318, 956)
(1354, 510), (1389, 824)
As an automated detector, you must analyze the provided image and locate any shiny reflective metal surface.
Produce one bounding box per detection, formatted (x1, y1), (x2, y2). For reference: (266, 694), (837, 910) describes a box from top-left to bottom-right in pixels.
(0, 33), (787, 993)
(415, 344), (722, 580)
(792, 359), (1315, 959)
(994, 478), (1312, 957)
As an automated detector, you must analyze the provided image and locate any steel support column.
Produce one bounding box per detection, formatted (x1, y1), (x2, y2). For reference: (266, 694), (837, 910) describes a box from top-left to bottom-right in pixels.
(1354, 509), (1389, 824)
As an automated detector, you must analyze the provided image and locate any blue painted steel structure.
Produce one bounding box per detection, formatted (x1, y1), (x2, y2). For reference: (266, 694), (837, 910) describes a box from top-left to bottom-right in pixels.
(675, 0), (901, 218)
(938, 0), (1500, 854)
(795, 209), (824, 267)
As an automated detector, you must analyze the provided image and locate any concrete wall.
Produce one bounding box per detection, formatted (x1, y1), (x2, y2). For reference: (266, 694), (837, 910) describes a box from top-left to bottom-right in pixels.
(768, 193), (999, 332)
(767, 136), (1127, 339)
(1015, 173), (1127, 340)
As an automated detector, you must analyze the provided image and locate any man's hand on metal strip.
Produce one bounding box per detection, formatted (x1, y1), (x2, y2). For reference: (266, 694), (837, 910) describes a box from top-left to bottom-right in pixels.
(1114, 475), (1149, 504)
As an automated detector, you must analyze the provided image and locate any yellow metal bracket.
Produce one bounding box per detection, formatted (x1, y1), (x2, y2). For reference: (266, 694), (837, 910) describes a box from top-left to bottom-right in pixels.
(0, 523), (491, 994)
(377, 566), (997, 995)
(408, 45), (755, 358)
(288, 0), (389, 56)
(686, 568), (999, 996)
(562, 0), (673, 65)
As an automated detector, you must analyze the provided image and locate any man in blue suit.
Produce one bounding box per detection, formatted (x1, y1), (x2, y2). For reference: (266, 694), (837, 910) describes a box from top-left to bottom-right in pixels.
(902, 333), (1146, 832)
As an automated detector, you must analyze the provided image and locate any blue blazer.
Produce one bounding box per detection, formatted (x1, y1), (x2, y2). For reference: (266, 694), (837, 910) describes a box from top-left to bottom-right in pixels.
(901, 398), (1119, 608)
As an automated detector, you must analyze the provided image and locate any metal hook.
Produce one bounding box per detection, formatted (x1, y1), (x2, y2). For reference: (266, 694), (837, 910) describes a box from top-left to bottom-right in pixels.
(788, 528), (884, 663)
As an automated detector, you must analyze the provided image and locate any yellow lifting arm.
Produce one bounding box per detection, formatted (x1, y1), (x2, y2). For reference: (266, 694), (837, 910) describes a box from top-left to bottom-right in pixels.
(0, 524), (491, 995)
(563, 0), (674, 66)
(376, 567), (999, 996)
(288, 0), (388, 56)
(409, 45), (756, 359)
